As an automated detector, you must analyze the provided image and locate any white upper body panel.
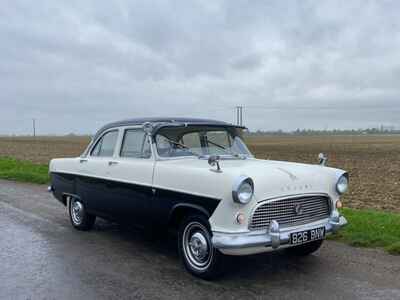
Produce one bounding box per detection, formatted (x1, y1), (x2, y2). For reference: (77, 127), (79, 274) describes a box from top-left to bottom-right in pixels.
(152, 157), (345, 232)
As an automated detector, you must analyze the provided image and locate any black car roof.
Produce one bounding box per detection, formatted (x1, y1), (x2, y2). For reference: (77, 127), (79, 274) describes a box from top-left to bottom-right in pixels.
(81, 117), (246, 157)
(102, 117), (230, 128)
(93, 117), (245, 139)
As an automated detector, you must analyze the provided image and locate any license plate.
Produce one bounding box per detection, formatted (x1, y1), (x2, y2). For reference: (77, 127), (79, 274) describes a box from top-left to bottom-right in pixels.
(290, 227), (325, 245)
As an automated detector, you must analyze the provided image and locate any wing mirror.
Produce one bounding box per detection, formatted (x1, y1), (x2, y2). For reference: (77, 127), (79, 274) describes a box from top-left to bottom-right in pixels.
(208, 155), (222, 172)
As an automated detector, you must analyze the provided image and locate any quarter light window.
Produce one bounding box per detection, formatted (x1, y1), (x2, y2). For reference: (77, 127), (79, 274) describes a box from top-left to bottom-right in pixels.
(120, 129), (151, 158)
(91, 130), (119, 157)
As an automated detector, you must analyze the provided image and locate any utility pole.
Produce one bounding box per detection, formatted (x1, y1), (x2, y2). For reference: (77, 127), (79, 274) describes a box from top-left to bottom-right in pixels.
(33, 118), (36, 137)
(240, 106), (243, 126)
(235, 106), (244, 126)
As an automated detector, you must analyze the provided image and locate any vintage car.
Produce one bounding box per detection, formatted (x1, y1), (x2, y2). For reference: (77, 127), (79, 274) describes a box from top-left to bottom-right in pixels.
(49, 117), (348, 279)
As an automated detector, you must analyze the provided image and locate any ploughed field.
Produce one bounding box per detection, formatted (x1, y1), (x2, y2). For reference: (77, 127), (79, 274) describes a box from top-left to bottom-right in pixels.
(247, 135), (400, 213)
(0, 135), (399, 213)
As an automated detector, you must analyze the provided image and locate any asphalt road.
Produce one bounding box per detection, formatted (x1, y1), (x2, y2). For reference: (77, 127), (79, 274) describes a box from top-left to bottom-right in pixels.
(0, 179), (400, 300)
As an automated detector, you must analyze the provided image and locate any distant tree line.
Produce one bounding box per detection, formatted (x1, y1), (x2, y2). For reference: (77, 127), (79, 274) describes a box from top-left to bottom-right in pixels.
(247, 127), (400, 136)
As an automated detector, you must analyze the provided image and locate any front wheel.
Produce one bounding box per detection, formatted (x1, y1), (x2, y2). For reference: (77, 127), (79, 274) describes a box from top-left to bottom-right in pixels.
(178, 214), (225, 280)
(68, 196), (96, 231)
(286, 240), (324, 256)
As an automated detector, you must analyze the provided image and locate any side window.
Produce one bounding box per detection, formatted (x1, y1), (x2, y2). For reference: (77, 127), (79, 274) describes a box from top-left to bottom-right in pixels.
(91, 130), (119, 157)
(156, 134), (173, 157)
(120, 129), (151, 158)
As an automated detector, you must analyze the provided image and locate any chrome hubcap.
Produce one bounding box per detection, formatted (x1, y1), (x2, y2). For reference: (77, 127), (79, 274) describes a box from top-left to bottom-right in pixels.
(189, 232), (209, 261)
(71, 199), (84, 225)
(183, 222), (213, 271)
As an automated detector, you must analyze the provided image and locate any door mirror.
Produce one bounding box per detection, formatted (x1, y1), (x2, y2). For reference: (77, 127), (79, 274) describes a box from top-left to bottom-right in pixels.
(208, 155), (221, 172)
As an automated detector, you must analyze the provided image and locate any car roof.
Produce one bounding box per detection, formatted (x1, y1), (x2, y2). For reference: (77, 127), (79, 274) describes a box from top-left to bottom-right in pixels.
(93, 117), (245, 138)
(102, 117), (231, 128)
(82, 117), (246, 157)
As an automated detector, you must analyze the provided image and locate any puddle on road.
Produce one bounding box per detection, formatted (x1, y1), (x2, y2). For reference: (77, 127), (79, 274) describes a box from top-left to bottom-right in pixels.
(0, 205), (97, 299)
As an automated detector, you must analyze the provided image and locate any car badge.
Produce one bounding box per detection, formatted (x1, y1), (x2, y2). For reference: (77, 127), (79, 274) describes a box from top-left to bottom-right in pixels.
(294, 204), (304, 216)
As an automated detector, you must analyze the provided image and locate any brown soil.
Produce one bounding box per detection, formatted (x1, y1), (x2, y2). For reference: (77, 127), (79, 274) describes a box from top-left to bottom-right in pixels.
(1, 135), (399, 212)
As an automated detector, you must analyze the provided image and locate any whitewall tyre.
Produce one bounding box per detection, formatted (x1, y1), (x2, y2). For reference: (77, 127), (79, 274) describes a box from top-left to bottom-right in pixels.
(68, 196), (96, 231)
(178, 214), (224, 280)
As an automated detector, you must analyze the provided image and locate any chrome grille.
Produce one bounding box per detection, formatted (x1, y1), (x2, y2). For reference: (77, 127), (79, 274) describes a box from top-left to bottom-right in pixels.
(249, 195), (331, 231)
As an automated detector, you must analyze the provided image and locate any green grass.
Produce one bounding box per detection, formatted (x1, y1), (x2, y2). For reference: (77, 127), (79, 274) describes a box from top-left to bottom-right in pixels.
(0, 157), (49, 184)
(330, 208), (400, 255)
(386, 242), (400, 255)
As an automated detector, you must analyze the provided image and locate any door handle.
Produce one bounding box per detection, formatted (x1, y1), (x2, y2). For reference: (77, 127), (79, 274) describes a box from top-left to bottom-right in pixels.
(80, 158), (88, 163)
(108, 161), (119, 166)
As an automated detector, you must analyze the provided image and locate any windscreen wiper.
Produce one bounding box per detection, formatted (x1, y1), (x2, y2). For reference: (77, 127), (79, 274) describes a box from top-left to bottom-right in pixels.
(206, 138), (242, 158)
(164, 138), (201, 158)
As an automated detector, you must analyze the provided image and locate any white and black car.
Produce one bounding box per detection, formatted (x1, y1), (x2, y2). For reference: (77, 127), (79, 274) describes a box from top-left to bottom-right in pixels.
(49, 118), (348, 279)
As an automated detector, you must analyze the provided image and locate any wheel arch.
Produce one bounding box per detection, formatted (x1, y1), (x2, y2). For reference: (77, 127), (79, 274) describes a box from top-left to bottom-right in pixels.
(168, 204), (210, 230)
(62, 193), (82, 207)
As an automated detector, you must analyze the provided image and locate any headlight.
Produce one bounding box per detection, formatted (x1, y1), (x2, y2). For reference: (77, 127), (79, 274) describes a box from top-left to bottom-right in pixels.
(232, 176), (254, 204)
(336, 174), (349, 195)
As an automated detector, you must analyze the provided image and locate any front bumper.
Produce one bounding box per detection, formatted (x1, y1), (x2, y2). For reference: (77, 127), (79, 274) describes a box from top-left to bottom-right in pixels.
(212, 211), (347, 255)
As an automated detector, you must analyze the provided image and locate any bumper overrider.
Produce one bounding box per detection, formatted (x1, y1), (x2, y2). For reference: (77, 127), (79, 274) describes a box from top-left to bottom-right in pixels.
(212, 211), (347, 255)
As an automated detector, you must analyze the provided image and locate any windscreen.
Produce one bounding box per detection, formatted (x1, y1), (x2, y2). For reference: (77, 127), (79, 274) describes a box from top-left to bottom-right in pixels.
(155, 126), (252, 158)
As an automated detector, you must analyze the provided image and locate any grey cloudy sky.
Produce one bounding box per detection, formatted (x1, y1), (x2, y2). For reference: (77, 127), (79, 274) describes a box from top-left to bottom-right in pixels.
(1, 0), (400, 134)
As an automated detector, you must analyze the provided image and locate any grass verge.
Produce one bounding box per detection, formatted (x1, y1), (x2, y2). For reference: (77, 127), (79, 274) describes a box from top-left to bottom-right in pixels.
(0, 157), (49, 184)
(330, 208), (400, 255)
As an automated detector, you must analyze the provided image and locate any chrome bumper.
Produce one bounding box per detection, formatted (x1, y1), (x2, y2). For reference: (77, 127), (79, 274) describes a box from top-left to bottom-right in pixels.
(212, 212), (347, 250)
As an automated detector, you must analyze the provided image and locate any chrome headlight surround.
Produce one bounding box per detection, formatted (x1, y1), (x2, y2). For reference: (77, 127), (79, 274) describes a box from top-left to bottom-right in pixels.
(336, 173), (349, 195)
(232, 176), (254, 204)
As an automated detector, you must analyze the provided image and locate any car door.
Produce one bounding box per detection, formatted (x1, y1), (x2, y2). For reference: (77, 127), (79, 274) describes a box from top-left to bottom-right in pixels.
(76, 129), (121, 218)
(105, 127), (155, 226)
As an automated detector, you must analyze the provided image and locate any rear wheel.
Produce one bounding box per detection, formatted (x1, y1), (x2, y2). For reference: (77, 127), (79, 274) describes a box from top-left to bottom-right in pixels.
(178, 214), (225, 280)
(286, 240), (324, 256)
(68, 196), (96, 231)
